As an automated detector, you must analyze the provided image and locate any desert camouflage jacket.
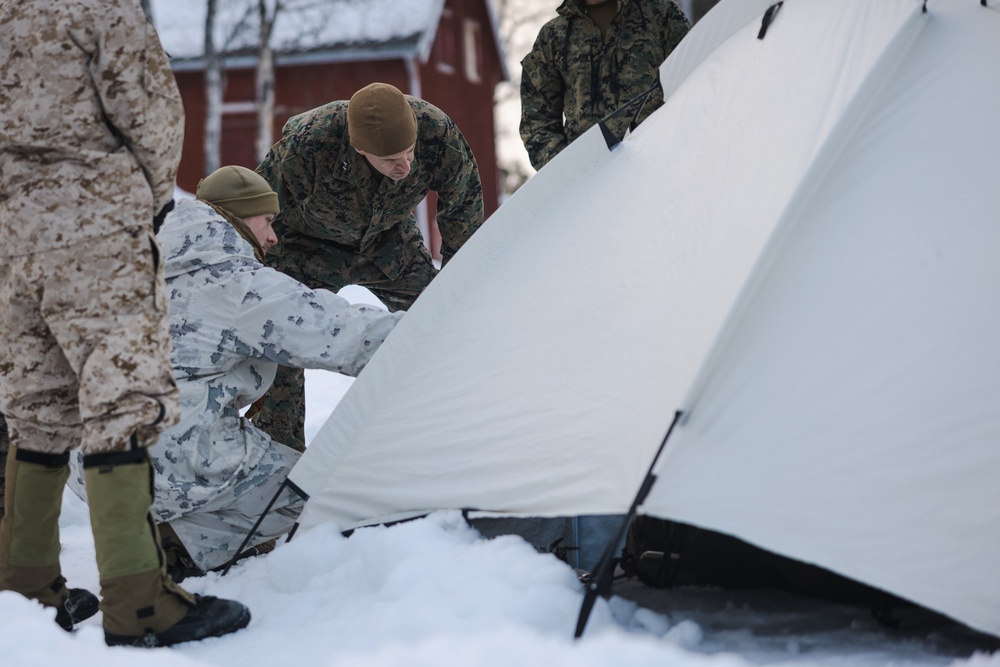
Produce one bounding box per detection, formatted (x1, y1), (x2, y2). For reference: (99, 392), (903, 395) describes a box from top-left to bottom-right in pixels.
(0, 0), (184, 257)
(519, 0), (689, 170)
(147, 198), (403, 523)
(257, 97), (484, 272)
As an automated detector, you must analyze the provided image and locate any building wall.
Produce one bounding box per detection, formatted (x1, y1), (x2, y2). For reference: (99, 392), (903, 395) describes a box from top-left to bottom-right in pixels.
(415, 0), (506, 253)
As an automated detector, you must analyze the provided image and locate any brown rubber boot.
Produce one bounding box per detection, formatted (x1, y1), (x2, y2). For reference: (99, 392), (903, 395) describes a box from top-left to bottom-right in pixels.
(0, 446), (100, 629)
(84, 449), (249, 646)
(83, 449), (194, 639)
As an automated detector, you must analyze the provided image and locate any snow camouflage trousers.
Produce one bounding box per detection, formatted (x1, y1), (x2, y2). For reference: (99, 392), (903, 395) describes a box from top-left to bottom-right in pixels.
(251, 228), (434, 449)
(0, 231), (179, 455)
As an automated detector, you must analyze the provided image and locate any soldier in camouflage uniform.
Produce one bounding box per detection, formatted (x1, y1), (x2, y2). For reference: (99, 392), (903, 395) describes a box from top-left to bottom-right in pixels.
(253, 82), (484, 450)
(0, 0), (249, 646)
(520, 0), (690, 170)
(68, 166), (402, 576)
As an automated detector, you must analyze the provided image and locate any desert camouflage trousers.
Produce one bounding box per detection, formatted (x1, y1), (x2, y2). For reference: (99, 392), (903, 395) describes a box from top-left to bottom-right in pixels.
(0, 231), (179, 456)
(250, 231), (435, 450)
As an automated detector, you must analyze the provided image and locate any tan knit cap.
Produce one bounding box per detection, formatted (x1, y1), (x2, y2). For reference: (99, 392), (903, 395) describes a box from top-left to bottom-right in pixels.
(196, 166), (279, 219)
(348, 82), (418, 156)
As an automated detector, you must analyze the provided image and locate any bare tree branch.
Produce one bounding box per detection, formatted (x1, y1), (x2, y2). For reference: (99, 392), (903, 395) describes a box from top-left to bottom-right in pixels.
(204, 0), (223, 176)
(256, 0), (279, 163)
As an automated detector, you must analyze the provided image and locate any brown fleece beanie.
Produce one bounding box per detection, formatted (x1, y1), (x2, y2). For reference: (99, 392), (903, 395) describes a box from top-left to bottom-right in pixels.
(347, 82), (418, 156)
(196, 166), (279, 219)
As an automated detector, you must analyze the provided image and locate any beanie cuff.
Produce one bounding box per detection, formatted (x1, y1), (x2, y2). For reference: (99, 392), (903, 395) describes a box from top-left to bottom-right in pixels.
(348, 83), (419, 156)
(211, 191), (279, 220)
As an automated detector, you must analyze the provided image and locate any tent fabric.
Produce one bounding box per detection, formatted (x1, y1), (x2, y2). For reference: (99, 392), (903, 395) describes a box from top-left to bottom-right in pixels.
(288, 0), (1000, 637)
(641, 0), (1000, 638)
(291, 0), (902, 530)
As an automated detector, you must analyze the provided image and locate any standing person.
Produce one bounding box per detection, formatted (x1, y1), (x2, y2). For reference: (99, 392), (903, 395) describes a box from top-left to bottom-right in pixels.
(107, 167), (402, 578)
(519, 0), (690, 170)
(253, 82), (484, 450)
(0, 0), (249, 647)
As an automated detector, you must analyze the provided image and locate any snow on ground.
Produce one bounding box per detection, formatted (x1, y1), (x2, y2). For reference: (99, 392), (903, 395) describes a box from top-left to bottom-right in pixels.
(2, 491), (998, 667)
(2, 287), (998, 666)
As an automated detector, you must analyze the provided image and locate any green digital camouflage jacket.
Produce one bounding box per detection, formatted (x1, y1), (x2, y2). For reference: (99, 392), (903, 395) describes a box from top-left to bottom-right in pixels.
(519, 0), (690, 170)
(257, 97), (484, 277)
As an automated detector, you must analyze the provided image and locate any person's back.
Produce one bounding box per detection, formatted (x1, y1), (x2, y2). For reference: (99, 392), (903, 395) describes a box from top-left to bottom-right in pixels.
(0, 0), (181, 256)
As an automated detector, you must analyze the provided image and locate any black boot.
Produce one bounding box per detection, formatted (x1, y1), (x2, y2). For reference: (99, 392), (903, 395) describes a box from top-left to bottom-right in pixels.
(83, 449), (249, 646)
(55, 587), (100, 631)
(104, 594), (251, 647)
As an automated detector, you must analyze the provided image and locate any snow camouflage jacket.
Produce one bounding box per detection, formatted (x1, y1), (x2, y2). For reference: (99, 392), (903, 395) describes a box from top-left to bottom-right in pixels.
(0, 0), (184, 258)
(257, 96), (484, 274)
(148, 199), (403, 524)
(519, 0), (690, 170)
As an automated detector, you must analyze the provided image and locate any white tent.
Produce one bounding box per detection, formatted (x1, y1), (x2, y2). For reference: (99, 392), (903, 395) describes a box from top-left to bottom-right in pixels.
(287, 0), (1000, 638)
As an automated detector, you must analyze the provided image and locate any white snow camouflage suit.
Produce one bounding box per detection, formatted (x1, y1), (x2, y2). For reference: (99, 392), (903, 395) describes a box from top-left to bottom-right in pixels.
(72, 198), (403, 570)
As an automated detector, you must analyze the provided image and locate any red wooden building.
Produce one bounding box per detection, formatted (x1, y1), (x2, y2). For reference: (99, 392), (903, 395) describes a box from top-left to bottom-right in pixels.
(154, 0), (508, 257)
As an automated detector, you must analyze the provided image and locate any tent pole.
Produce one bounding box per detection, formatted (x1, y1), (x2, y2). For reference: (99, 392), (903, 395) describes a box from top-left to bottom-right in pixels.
(220, 478), (309, 576)
(574, 410), (684, 639)
(597, 79), (661, 151)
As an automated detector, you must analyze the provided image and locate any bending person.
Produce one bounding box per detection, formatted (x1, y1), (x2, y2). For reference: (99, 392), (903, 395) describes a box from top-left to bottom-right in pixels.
(253, 82), (484, 450)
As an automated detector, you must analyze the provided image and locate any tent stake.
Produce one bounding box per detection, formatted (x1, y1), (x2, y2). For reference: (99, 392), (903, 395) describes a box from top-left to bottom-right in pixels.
(574, 410), (684, 638)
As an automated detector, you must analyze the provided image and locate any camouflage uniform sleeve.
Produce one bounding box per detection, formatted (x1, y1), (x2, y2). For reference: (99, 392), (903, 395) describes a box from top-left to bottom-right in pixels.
(234, 267), (403, 377)
(78, 4), (184, 214)
(257, 128), (319, 236)
(661, 0), (691, 56)
(519, 26), (567, 171)
(434, 123), (485, 266)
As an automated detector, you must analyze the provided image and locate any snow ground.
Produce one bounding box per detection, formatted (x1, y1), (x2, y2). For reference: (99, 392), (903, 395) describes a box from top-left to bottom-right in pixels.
(1, 493), (997, 667)
(2, 287), (997, 666)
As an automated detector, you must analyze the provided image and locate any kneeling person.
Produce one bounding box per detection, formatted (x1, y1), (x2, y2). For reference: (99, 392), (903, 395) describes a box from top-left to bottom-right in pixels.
(157, 167), (403, 574)
(73, 166), (403, 577)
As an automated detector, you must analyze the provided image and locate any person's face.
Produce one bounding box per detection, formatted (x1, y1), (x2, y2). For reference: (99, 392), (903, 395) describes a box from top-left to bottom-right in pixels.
(357, 144), (416, 181)
(243, 213), (278, 255)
